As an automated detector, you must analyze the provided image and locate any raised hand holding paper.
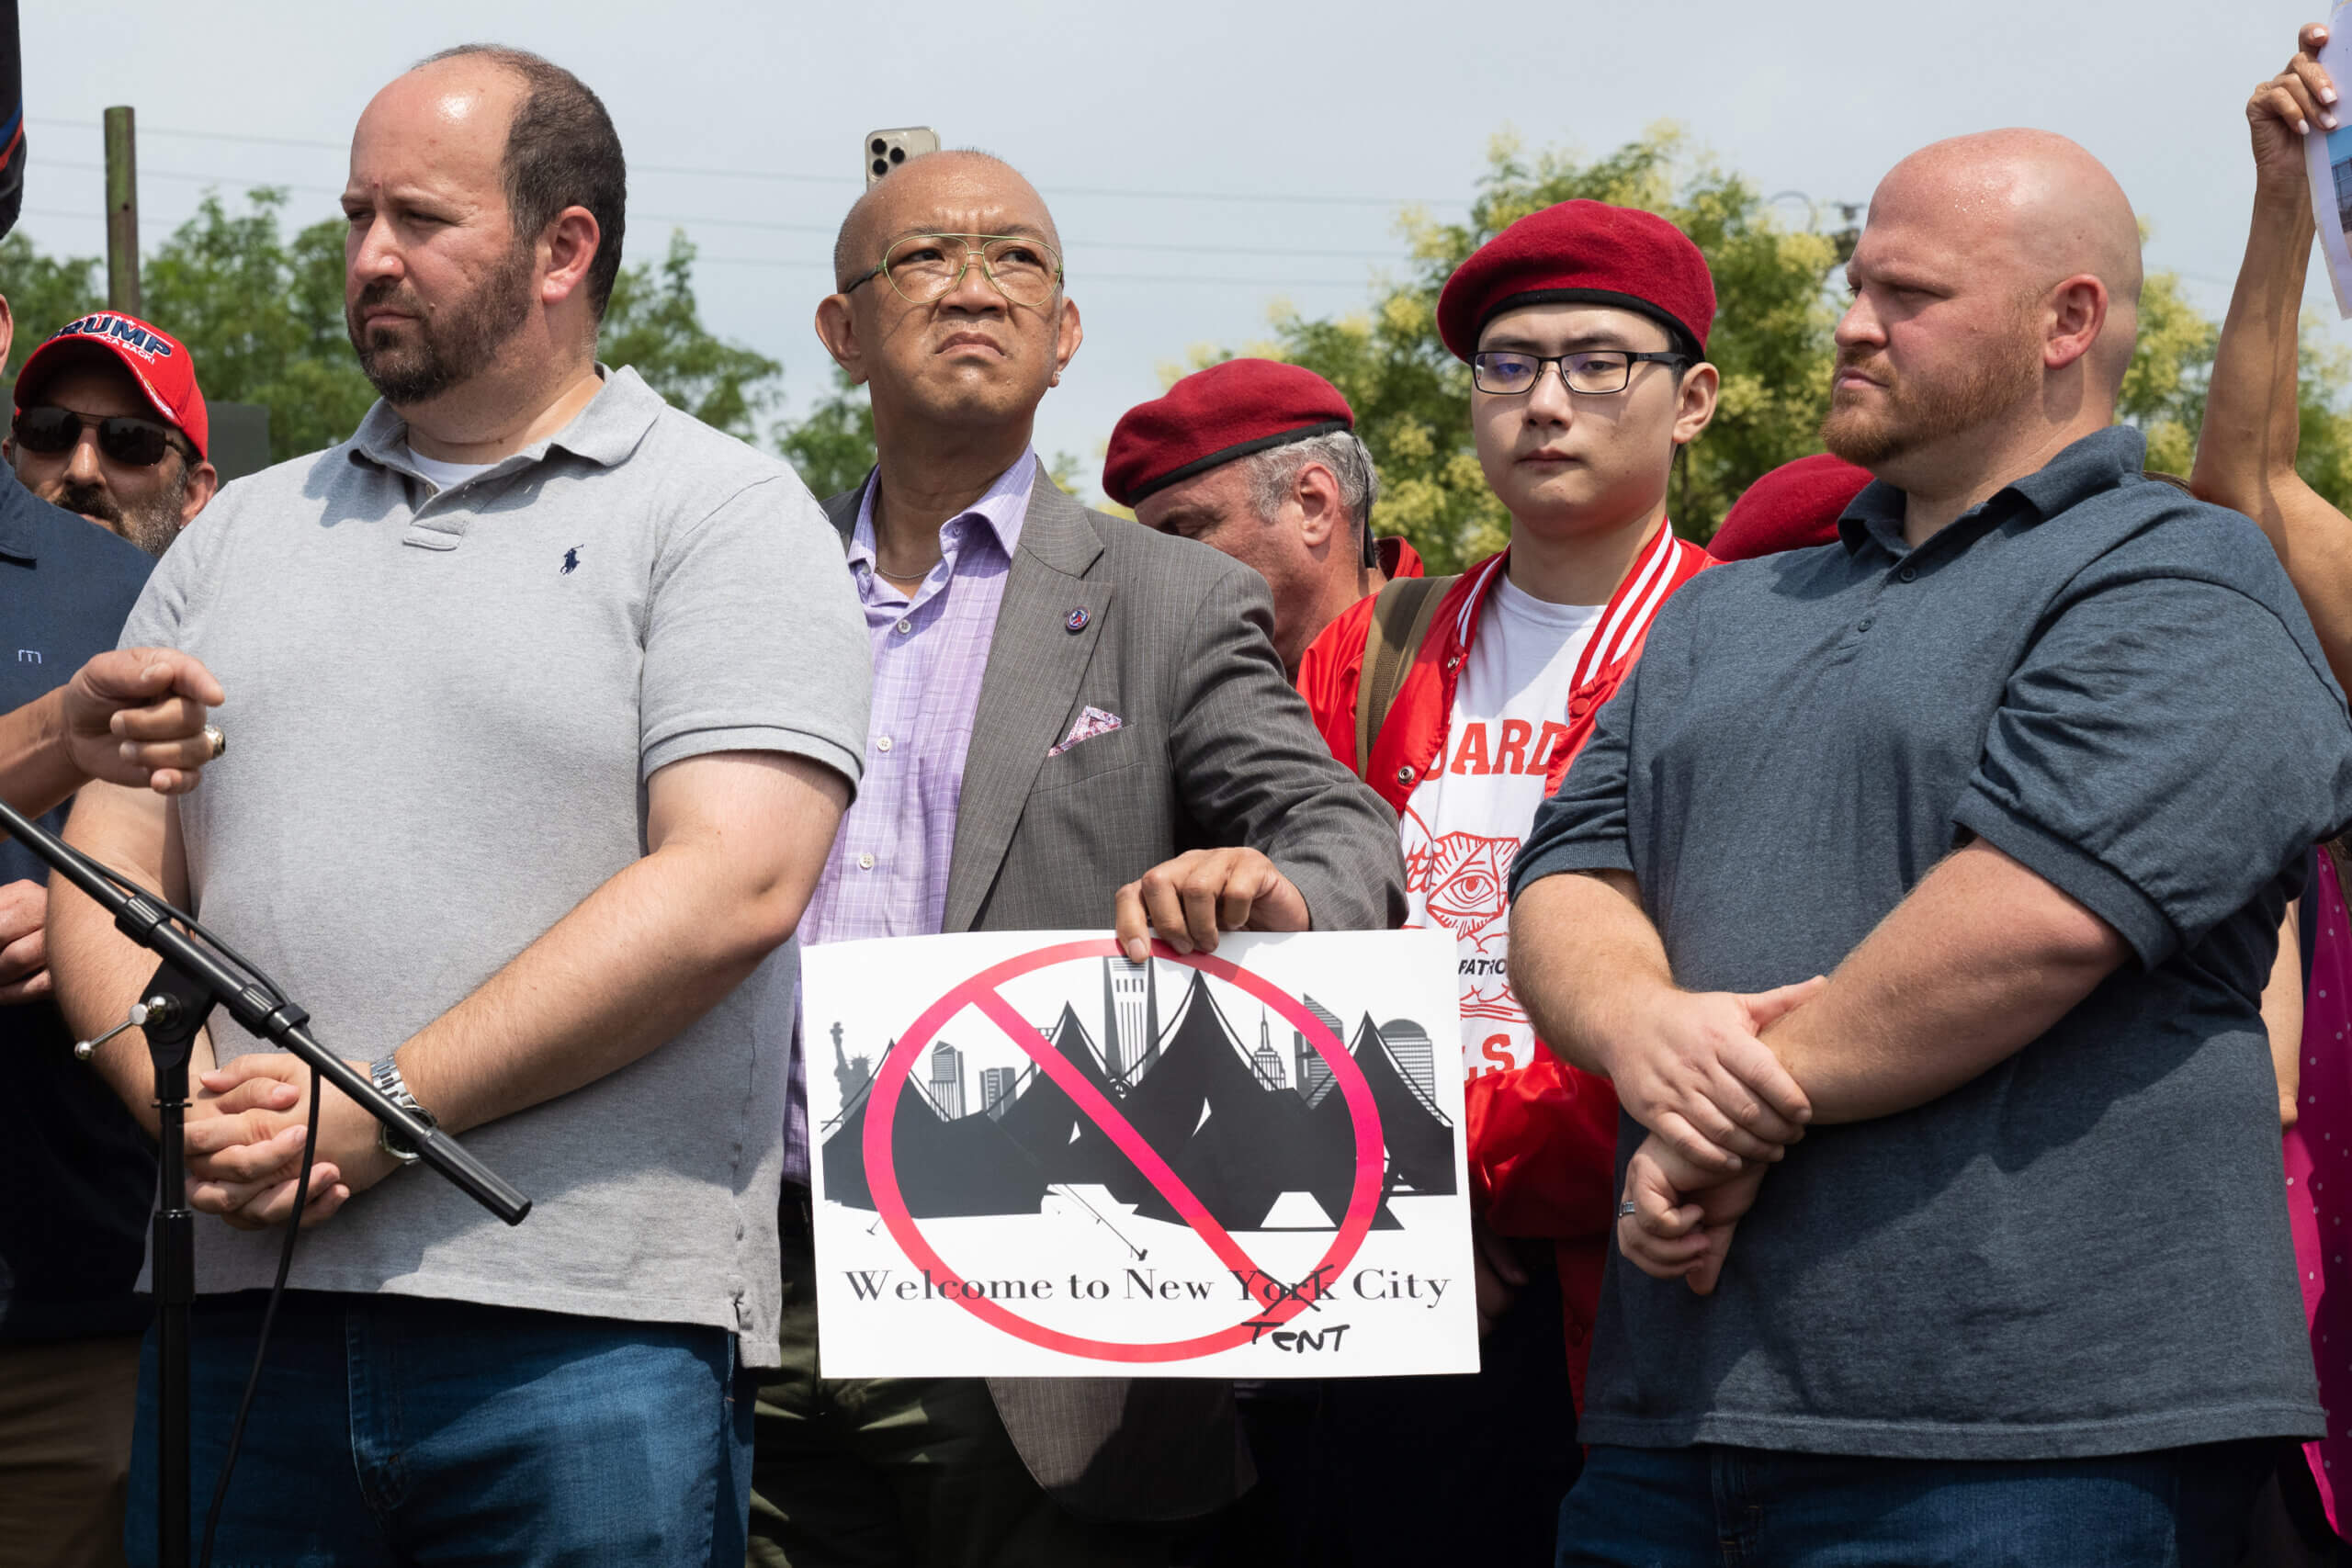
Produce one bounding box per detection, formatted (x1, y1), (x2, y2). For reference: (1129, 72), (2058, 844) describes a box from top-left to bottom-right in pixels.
(801, 929), (1477, 1378)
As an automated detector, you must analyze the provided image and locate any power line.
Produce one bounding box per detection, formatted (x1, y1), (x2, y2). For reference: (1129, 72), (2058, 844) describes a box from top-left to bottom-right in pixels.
(30, 159), (1420, 265)
(689, 254), (1368, 288)
(23, 156), (2245, 297)
(28, 115), (1468, 209)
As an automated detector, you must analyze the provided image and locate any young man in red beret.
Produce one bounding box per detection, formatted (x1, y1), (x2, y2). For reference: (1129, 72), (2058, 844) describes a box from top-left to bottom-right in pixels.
(1292, 198), (1721, 1562)
(1104, 357), (1420, 675)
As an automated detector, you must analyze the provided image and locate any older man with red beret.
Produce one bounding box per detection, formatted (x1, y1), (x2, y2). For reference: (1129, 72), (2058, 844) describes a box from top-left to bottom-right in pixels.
(1288, 198), (1723, 1564)
(1105, 358), (1419, 675)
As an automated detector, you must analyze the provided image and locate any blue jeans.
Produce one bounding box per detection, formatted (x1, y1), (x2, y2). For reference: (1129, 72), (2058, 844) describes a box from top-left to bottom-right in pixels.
(1555, 1440), (2275, 1568)
(125, 1290), (753, 1568)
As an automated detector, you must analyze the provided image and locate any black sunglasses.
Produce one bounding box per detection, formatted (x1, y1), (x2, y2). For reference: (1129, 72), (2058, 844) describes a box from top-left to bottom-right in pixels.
(11, 405), (189, 468)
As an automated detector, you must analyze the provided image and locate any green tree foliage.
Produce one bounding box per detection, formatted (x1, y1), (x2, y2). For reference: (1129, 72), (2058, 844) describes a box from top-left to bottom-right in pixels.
(141, 190), (377, 461)
(2295, 323), (2352, 506)
(0, 235), (102, 379)
(2118, 268), (2219, 477)
(6, 188), (380, 461)
(775, 365), (876, 499)
(0, 194), (813, 469)
(599, 231), (782, 441)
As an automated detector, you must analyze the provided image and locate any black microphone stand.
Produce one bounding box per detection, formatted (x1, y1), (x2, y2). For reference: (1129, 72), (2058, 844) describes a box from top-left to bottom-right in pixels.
(0, 796), (529, 1568)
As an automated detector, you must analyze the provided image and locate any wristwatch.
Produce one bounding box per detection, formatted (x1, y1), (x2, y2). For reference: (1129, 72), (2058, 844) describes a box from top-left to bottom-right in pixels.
(369, 1057), (438, 1166)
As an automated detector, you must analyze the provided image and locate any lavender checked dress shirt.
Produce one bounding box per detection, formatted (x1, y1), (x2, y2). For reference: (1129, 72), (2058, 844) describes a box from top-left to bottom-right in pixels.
(785, 455), (1035, 1182)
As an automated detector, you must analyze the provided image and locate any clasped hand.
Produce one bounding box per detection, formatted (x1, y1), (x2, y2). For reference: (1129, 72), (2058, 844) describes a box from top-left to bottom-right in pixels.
(1603, 977), (1823, 1294)
(179, 1052), (396, 1230)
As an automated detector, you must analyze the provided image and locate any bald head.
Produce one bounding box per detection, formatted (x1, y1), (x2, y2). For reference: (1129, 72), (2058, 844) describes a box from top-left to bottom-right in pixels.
(831, 150), (1061, 291)
(1872, 129), (2143, 392)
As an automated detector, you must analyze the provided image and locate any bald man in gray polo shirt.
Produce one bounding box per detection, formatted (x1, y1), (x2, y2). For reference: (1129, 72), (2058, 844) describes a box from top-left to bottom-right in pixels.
(48, 47), (866, 1566)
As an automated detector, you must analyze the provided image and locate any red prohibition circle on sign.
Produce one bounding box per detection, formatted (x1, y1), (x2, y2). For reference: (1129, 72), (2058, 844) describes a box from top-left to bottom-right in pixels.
(861, 937), (1386, 1363)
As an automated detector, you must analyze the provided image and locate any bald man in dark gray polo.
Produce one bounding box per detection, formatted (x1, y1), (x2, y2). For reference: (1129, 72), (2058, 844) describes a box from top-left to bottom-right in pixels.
(1510, 131), (2352, 1566)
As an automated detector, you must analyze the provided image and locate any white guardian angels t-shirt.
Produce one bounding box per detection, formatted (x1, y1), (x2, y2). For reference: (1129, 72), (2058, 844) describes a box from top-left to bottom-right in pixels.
(1400, 572), (1603, 1084)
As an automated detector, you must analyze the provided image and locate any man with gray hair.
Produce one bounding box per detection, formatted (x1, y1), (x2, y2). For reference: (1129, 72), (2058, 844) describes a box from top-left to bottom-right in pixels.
(49, 44), (866, 1564)
(1105, 358), (1415, 675)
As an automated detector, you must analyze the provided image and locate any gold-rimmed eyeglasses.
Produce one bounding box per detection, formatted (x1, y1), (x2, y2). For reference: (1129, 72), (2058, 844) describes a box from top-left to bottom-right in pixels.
(843, 232), (1066, 308)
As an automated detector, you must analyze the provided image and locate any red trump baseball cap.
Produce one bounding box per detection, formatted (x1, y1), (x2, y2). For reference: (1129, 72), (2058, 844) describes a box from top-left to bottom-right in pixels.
(15, 310), (209, 460)
(1436, 199), (1715, 364)
(1103, 358), (1354, 508)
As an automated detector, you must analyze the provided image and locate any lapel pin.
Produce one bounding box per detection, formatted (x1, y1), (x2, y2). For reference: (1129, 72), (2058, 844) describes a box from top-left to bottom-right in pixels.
(1065, 607), (1090, 634)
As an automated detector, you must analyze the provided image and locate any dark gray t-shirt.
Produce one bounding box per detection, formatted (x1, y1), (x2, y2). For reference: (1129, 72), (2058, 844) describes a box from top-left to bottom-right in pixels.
(120, 368), (869, 1366)
(1511, 427), (2352, 1460)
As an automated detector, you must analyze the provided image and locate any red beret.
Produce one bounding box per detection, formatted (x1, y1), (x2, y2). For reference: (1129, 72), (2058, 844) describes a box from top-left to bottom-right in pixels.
(1103, 358), (1353, 507)
(1436, 199), (1715, 364)
(1706, 453), (1874, 561)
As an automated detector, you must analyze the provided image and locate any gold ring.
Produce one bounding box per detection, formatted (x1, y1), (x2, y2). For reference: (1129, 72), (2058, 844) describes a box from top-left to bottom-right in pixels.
(202, 724), (226, 761)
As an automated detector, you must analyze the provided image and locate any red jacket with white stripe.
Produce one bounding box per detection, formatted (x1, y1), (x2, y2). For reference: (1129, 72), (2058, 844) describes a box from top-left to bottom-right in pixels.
(1294, 524), (1712, 1403)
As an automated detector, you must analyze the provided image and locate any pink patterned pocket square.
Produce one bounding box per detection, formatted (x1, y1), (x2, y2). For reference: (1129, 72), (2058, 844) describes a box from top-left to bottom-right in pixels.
(1047, 706), (1124, 757)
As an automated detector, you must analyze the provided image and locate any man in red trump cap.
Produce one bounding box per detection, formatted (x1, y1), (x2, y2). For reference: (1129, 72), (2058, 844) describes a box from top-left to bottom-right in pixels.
(1105, 358), (1419, 674)
(6, 310), (216, 557)
(1292, 197), (1720, 1564)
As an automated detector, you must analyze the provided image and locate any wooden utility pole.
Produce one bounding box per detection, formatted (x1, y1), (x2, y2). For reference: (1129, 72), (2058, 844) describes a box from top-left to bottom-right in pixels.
(103, 105), (138, 314)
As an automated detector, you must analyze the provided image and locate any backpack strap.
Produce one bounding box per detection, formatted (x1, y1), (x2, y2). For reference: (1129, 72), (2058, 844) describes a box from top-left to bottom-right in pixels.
(1353, 574), (1457, 783)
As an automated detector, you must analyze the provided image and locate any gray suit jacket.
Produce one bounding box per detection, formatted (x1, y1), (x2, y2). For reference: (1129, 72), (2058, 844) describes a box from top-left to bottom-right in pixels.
(827, 464), (1405, 1523)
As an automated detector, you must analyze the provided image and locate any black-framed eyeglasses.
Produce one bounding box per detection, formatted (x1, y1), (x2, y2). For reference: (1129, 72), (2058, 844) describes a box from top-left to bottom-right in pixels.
(843, 232), (1065, 308)
(1470, 349), (1690, 397)
(11, 404), (192, 468)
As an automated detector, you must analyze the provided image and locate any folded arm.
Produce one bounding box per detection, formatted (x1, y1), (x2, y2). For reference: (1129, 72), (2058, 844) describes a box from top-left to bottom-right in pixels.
(357, 750), (847, 1138)
(62, 749), (850, 1224)
(1761, 840), (2131, 1123)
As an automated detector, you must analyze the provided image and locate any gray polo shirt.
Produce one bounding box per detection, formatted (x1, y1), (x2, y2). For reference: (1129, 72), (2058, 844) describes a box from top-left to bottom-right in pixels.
(1511, 426), (2352, 1460)
(119, 367), (868, 1365)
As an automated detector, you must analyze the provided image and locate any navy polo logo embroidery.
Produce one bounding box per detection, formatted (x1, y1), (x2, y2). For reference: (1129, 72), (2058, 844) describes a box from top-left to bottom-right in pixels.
(560, 547), (582, 575)
(1065, 607), (1088, 634)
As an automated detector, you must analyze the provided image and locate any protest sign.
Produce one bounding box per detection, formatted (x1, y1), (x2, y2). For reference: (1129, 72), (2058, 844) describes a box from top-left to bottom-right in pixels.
(801, 928), (1477, 1378)
(2307, 1), (2352, 317)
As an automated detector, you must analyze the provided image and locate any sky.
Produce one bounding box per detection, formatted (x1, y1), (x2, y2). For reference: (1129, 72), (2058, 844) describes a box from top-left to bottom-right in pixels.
(8, 0), (2337, 495)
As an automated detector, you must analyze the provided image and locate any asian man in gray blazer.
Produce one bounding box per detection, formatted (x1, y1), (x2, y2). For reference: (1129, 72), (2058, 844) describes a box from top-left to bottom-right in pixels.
(747, 151), (1405, 1566)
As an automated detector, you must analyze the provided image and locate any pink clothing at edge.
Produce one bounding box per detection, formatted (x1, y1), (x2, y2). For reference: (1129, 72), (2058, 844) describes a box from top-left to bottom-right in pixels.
(2289, 847), (2352, 1534)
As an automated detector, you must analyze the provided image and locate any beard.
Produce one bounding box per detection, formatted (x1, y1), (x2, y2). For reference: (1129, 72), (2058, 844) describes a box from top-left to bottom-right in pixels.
(1820, 329), (2042, 470)
(347, 241), (537, 406)
(42, 473), (184, 558)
